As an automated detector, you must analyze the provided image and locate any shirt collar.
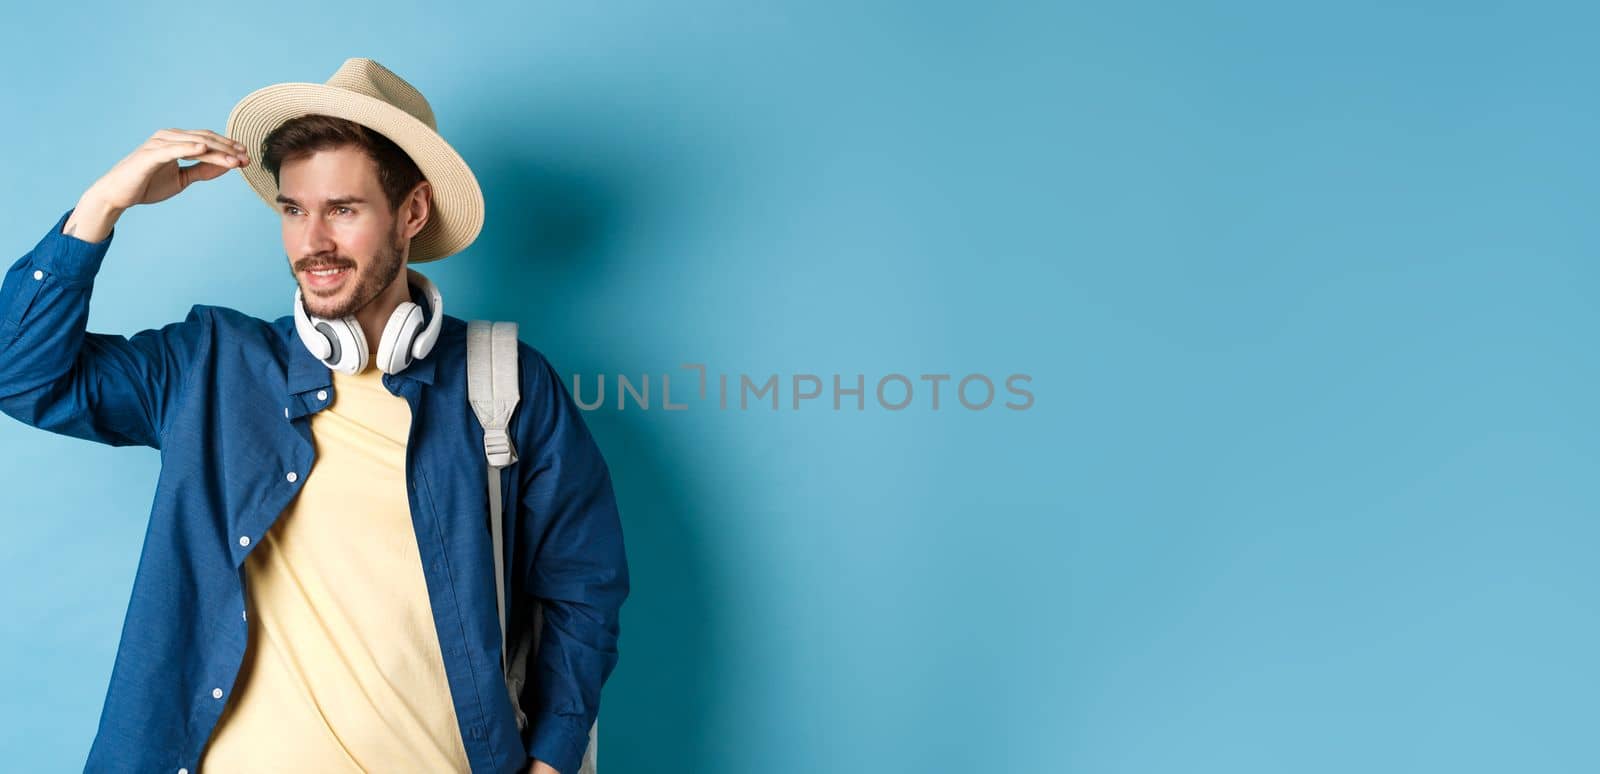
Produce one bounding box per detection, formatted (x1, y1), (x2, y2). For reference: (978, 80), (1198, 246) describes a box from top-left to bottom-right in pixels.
(286, 329), (333, 397)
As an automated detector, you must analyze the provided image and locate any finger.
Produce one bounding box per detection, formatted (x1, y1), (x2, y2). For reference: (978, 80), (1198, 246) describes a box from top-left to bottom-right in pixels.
(156, 138), (241, 164)
(152, 129), (248, 162)
(154, 139), (248, 169)
(153, 128), (246, 154)
(187, 128), (249, 156)
(150, 137), (243, 167)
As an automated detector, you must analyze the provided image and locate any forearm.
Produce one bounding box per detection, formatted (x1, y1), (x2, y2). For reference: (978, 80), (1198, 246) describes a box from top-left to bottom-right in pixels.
(522, 569), (625, 772)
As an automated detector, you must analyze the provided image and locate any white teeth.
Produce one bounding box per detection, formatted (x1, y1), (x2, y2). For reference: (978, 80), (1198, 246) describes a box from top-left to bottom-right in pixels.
(310, 268), (344, 277)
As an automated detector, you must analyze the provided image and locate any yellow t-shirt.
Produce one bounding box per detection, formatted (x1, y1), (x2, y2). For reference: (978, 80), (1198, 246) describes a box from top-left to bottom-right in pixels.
(200, 363), (471, 772)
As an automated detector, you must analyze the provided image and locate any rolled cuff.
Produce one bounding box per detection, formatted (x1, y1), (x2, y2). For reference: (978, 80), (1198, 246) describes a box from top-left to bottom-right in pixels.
(525, 711), (594, 774)
(38, 207), (114, 285)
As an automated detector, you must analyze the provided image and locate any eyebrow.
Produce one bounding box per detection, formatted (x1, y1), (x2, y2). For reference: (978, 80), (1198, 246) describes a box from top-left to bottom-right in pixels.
(274, 195), (370, 207)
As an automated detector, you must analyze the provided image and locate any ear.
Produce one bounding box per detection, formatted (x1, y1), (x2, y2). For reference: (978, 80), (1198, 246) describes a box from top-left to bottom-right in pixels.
(400, 180), (432, 240)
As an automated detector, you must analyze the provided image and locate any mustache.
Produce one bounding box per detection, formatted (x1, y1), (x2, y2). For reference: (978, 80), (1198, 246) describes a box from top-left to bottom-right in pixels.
(294, 258), (355, 272)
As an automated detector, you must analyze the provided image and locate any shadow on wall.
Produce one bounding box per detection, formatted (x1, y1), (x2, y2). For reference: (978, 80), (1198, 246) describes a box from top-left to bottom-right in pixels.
(462, 121), (723, 774)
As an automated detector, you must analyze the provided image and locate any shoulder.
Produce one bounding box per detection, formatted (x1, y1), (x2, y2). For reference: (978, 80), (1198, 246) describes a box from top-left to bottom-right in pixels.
(518, 339), (558, 384)
(514, 335), (565, 406)
(189, 302), (276, 334)
(145, 303), (278, 353)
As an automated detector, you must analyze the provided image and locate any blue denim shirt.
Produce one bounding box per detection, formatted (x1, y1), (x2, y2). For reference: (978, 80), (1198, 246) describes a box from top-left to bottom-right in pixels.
(0, 208), (629, 774)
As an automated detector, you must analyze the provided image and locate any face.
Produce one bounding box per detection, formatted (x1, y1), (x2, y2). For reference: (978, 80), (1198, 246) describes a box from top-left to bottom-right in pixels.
(278, 147), (413, 320)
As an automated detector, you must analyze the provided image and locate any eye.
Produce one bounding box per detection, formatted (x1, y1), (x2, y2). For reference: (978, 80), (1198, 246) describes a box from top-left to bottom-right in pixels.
(335, 206), (354, 215)
(283, 206), (301, 216)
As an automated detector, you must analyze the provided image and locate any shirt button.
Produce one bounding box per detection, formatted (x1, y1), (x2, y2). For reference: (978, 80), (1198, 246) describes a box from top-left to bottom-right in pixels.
(32, 269), (43, 280)
(238, 535), (250, 547)
(212, 688), (223, 699)
(242, 609), (248, 621)
(284, 407), (290, 419)
(317, 389), (328, 401)
(179, 769), (189, 774)
(286, 471), (298, 483)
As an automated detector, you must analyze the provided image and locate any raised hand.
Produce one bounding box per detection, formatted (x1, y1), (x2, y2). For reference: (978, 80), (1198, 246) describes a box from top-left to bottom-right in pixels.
(66, 128), (252, 242)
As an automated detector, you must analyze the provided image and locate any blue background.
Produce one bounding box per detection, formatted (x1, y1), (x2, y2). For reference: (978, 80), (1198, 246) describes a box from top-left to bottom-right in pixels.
(1, 1), (1594, 772)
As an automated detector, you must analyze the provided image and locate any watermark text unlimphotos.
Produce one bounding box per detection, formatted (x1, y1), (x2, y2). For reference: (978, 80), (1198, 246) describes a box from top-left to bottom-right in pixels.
(568, 364), (1034, 411)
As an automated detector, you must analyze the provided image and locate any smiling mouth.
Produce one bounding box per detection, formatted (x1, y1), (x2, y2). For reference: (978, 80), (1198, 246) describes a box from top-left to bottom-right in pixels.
(302, 265), (353, 290)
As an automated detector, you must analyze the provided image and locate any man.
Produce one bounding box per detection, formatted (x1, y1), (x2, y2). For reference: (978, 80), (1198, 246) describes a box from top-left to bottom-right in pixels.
(0, 58), (628, 774)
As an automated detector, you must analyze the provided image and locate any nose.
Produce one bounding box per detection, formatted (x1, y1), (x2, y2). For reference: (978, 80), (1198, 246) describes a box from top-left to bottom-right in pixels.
(299, 213), (336, 258)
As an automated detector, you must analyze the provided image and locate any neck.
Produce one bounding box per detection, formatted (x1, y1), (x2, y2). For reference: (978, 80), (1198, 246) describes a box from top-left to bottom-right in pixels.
(354, 270), (413, 366)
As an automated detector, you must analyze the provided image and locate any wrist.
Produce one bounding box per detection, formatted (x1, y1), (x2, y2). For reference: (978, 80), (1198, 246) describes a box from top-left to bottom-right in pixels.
(66, 194), (123, 243)
(75, 192), (125, 220)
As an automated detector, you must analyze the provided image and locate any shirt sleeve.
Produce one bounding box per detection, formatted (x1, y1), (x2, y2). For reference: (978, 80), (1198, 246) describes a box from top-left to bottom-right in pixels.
(512, 343), (630, 774)
(0, 207), (208, 449)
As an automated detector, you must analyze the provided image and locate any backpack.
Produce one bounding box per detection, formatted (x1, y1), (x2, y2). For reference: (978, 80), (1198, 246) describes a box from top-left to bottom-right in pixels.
(467, 320), (600, 774)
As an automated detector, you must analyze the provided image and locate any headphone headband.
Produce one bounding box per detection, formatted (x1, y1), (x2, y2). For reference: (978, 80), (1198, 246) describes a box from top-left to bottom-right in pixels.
(406, 268), (444, 361)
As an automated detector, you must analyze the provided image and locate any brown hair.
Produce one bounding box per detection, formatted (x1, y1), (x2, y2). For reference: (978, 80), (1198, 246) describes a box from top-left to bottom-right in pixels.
(259, 114), (426, 214)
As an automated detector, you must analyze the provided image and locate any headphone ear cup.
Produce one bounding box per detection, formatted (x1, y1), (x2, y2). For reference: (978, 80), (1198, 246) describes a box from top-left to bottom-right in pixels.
(376, 302), (425, 374)
(293, 287), (335, 360)
(318, 316), (368, 374)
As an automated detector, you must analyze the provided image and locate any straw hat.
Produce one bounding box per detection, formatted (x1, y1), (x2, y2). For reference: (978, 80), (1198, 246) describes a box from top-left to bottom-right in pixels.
(225, 57), (484, 263)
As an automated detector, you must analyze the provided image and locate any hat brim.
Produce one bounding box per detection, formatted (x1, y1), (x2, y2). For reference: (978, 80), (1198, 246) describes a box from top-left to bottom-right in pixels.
(225, 82), (484, 263)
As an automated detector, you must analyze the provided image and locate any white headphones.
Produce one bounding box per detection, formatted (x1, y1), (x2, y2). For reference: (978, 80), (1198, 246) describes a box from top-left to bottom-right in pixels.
(293, 267), (445, 375)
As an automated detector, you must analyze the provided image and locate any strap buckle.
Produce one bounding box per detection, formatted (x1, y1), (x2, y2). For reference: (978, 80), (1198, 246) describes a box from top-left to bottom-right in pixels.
(484, 427), (518, 467)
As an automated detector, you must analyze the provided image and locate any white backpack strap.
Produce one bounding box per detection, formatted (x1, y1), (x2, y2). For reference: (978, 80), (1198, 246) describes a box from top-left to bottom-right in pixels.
(468, 321), (519, 676)
(470, 321), (600, 772)
(468, 320), (520, 469)
(583, 718), (599, 773)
